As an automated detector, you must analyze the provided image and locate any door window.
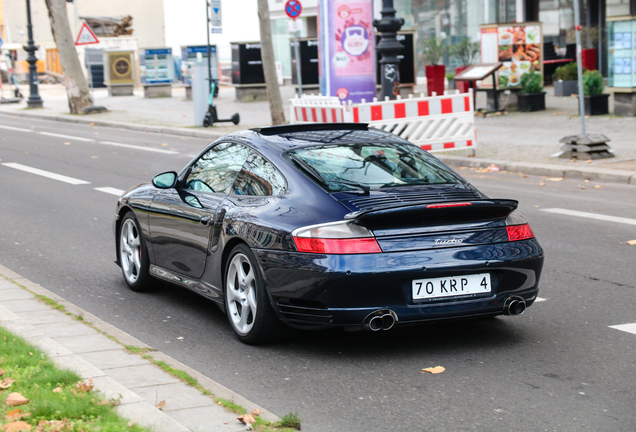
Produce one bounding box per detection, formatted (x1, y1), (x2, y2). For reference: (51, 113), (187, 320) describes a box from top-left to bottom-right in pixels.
(234, 154), (286, 196)
(186, 142), (251, 194)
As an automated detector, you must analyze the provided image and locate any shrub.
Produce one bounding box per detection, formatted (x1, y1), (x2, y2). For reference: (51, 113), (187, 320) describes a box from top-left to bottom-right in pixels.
(421, 37), (446, 65)
(583, 70), (604, 95)
(554, 62), (578, 81)
(519, 71), (544, 94)
(450, 37), (480, 67)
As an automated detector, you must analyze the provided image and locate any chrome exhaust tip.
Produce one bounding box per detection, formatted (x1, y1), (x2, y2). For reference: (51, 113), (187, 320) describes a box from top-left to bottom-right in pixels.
(363, 309), (398, 331)
(504, 296), (527, 316)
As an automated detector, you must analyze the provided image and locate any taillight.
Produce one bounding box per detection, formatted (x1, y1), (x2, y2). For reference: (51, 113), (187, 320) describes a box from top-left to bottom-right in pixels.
(505, 211), (535, 241)
(292, 221), (382, 254)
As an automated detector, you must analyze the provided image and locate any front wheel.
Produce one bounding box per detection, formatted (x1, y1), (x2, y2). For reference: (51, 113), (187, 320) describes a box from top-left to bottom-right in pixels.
(224, 244), (293, 344)
(119, 212), (152, 292)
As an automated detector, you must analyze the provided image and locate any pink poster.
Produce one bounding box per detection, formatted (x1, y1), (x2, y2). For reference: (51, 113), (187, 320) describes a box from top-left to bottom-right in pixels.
(334, 1), (374, 77)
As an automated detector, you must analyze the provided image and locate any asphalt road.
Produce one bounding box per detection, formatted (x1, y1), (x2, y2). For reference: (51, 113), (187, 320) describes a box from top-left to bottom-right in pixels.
(1, 114), (635, 431)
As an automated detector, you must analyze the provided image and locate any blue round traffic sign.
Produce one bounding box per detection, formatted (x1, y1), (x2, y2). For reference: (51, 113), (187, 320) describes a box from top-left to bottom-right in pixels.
(285, 0), (302, 19)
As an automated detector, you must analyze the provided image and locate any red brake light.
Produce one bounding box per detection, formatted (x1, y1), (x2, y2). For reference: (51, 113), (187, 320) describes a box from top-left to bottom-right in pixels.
(293, 237), (382, 254)
(427, 202), (472, 209)
(506, 224), (534, 241)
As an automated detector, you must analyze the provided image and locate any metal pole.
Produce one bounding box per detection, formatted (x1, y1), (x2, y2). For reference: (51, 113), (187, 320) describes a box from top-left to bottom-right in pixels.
(373, 0), (404, 100)
(573, 0), (586, 135)
(205, 0), (213, 96)
(293, 27), (302, 96)
(24, 0), (43, 108)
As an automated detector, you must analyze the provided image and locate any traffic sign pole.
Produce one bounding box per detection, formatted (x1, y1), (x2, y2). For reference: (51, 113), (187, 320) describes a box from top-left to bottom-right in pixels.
(285, 1), (303, 97)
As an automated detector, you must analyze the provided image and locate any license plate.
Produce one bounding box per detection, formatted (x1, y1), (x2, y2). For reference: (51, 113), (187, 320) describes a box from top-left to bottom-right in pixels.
(412, 273), (491, 300)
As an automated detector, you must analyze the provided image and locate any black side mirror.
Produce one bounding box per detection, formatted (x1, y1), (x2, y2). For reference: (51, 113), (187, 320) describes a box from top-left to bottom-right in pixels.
(152, 171), (178, 189)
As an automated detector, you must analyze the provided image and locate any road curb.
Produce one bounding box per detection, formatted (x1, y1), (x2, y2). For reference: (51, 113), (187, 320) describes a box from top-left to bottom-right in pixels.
(0, 264), (279, 424)
(437, 155), (636, 185)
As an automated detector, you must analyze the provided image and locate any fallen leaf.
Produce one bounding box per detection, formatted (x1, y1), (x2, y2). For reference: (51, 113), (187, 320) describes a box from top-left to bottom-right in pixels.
(593, 185), (603, 189)
(5, 409), (30, 422)
(545, 177), (565, 182)
(251, 409), (263, 417)
(237, 414), (256, 425)
(127, 420), (135, 428)
(156, 400), (166, 410)
(585, 159), (592, 164)
(539, 182), (546, 186)
(0, 377), (15, 389)
(28, 353), (32, 357)
(5, 393), (30, 406)
(91, 156), (99, 159)
(52, 387), (62, 393)
(476, 164), (500, 173)
(0, 369), (4, 376)
(419, 366), (446, 374)
(1, 421), (31, 431)
(75, 378), (94, 393)
(627, 240), (636, 246)
(35, 420), (69, 432)
(89, 123), (95, 126)
(64, 142), (71, 146)
(583, 179), (590, 183)
(580, 186), (586, 189)
(160, 143), (168, 147)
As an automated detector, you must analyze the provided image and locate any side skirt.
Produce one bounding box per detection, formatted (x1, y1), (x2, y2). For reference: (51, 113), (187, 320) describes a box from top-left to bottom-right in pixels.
(149, 265), (224, 306)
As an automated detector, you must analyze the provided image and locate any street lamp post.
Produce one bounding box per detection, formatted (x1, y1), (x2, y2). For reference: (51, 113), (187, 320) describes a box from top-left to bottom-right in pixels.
(373, 0), (404, 100)
(24, 0), (43, 108)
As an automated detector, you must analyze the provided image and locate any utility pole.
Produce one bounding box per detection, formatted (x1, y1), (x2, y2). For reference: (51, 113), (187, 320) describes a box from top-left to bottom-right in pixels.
(24, 0), (43, 108)
(44, 0), (93, 113)
(257, 0), (285, 125)
(374, 0), (404, 100)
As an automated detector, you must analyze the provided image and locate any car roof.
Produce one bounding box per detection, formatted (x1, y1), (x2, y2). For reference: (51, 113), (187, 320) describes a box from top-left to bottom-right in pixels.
(224, 124), (412, 156)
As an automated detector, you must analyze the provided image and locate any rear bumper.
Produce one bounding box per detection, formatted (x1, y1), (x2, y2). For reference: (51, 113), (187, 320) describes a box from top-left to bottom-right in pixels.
(254, 239), (544, 328)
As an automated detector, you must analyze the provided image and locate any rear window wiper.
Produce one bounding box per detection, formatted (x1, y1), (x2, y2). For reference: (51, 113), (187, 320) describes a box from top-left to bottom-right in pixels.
(338, 179), (370, 195)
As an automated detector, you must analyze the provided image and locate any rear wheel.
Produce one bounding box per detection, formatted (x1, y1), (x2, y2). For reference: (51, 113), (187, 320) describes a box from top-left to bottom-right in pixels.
(224, 244), (292, 344)
(119, 212), (152, 292)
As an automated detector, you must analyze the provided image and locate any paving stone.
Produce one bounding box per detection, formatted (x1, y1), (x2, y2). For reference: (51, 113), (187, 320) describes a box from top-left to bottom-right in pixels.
(133, 382), (215, 411)
(105, 364), (180, 389)
(0, 299), (52, 313)
(0, 305), (19, 322)
(20, 310), (76, 326)
(53, 354), (107, 379)
(0, 288), (33, 301)
(35, 320), (97, 338)
(2, 319), (45, 339)
(0, 279), (17, 290)
(23, 335), (73, 357)
(166, 405), (239, 432)
(115, 401), (189, 432)
(53, 333), (122, 353)
(81, 349), (151, 370)
(91, 376), (143, 405)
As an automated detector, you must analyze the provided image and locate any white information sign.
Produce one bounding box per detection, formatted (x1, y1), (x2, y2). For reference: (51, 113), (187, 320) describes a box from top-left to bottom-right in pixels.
(210, 0), (222, 27)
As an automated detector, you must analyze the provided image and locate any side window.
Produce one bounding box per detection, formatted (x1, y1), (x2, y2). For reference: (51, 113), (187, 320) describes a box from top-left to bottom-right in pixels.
(186, 142), (251, 195)
(234, 154), (286, 196)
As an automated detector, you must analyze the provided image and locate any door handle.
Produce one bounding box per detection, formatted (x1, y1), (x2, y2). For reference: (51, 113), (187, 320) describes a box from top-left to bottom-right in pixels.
(200, 215), (212, 225)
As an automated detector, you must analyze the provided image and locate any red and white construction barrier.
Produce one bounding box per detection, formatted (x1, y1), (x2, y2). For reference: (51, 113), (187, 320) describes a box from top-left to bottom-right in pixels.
(351, 90), (475, 152)
(290, 95), (347, 124)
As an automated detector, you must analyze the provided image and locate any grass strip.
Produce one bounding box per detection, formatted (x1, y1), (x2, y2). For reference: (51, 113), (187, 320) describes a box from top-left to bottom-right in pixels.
(0, 325), (150, 431)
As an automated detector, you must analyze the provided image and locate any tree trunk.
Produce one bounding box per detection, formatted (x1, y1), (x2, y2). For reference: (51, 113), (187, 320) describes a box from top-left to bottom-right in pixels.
(257, 0), (285, 125)
(44, 0), (93, 114)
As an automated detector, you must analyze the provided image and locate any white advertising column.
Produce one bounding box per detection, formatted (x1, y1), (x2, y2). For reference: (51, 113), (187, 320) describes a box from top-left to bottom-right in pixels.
(192, 61), (210, 127)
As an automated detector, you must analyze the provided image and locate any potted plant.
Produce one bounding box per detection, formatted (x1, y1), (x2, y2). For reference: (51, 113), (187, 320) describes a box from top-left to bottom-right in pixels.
(580, 70), (609, 115)
(450, 37), (480, 93)
(421, 37), (446, 97)
(517, 71), (546, 112)
(553, 62), (578, 97)
(446, 72), (456, 90)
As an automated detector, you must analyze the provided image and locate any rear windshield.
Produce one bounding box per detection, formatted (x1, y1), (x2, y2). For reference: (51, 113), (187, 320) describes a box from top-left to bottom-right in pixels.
(288, 143), (461, 193)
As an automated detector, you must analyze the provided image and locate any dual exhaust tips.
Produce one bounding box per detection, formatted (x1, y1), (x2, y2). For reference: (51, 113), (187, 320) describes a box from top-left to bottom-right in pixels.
(503, 296), (527, 316)
(363, 310), (398, 332)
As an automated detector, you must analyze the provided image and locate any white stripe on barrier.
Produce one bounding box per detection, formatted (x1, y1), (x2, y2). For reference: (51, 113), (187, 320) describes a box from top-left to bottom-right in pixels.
(289, 94), (347, 124)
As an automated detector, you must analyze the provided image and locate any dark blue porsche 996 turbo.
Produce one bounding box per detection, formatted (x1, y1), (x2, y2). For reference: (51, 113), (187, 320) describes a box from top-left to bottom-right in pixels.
(114, 123), (544, 344)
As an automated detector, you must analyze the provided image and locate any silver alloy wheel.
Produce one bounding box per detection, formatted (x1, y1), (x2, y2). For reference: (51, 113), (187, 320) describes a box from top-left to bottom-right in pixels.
(226, 253), (257, 335)
(120, 218), (142, 284)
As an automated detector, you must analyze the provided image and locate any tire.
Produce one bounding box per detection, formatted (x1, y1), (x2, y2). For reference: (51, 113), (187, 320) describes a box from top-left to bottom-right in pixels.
(203, 116), (211, 128)
(224, 244), (293, 344)
(119, 212), (153, 292)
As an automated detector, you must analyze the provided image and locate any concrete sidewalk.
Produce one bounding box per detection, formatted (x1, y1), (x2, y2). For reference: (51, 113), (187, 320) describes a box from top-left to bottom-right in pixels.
(0, 82), (634, 185)
(0, 265), (278, 432)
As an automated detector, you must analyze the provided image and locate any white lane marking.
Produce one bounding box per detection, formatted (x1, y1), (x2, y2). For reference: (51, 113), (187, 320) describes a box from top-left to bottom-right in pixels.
(535, 297), (547, 302)
(39, 132), (95, 142)
(609, 323), (636, 335)
(99, 141), (179, 154)
(540, 208), (636, 226)
(95, 187), (125, 196)
(2, 162), (90, 185)
(0, 125), (34, 132)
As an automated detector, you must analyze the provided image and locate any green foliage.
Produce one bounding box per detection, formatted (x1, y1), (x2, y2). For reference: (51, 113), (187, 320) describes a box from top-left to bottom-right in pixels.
(583, 70), (604, 95)
(446, 72), (455, 81)
(216, 398), (247, 415)
(554, 62), (578, 81)
(449, 37), (480, 67)
(278, 412), (302, 430)
(519, 71), (544, 94)
(420, 37), (446, 65)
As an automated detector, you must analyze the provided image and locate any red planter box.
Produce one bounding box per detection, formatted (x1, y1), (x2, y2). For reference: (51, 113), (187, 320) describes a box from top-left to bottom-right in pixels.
(455, 66), (470, 93)
(426, 65), (446, 97)
(581, 49), (597, 71)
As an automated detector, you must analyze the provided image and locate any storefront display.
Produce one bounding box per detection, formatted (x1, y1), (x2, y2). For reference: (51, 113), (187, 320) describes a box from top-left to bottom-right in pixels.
(608, 17), (636, 88)
(480, 23), (543, 89)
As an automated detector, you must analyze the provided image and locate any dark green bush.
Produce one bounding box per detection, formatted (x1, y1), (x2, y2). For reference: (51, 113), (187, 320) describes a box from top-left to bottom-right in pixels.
(554, 62), (578, 81)
(519, 71), (544, 94)
(583, 70), (604, 95)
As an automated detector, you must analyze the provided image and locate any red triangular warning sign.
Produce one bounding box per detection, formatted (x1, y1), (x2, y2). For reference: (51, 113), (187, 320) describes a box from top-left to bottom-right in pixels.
(75, 22), (99, 46)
